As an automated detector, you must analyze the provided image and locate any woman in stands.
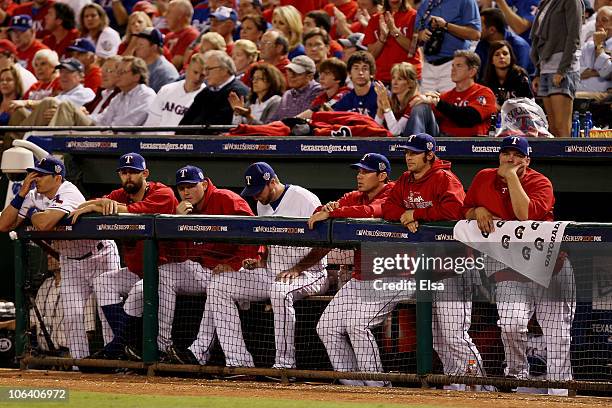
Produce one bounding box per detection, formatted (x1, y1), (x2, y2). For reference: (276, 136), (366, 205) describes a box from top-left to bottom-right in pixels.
(232, 39), (259, 80)
(240, 14), (267, 44)
(272, 5), (305, 59)
(79, 3), (121, 60)
(0, 66), (23, 125)
(20, 49), (60, 101)
(374, 62), (438, 136)
(228, 63), (285, 125)
(118, 11), (154, 56)
(482, 41), (533, 109)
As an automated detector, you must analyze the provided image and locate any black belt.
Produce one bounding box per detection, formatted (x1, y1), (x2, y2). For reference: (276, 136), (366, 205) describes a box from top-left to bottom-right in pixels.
(67, 242), (105, 260)
(428, 56), (453, 66)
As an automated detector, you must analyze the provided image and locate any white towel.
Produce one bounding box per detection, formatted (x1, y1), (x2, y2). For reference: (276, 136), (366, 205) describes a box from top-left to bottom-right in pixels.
(453, 220), (570, 287)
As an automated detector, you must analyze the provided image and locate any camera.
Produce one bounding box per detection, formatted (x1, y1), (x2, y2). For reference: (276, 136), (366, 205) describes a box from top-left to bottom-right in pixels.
(1, 140), (49, 181)
(423, 26), (445, 56)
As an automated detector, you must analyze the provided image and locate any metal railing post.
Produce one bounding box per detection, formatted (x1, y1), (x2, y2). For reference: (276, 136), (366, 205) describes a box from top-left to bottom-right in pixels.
(142, 239), (159, 364)
(13, 239), (27, 361)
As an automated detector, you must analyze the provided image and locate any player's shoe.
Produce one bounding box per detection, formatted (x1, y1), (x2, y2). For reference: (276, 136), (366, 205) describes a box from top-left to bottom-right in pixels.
(124, 345), (143, 362)
(167, 345), (200, 365)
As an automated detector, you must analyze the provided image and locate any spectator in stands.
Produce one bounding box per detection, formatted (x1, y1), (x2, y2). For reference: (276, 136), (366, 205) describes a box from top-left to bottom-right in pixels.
(495, 0), (540, 44)
(42, 3), (80, 59)
(9, 58), (94, 126)
(338, 32), (367, 64)
(299, 57), (349, 118)
(165, 0), (199, 70)
(84, 55), (121, 117)
(22, 49), (60, 101)
(0, 65), (23, 126)
(9, 15), (49, 73)
(198, 32), (228, 53)
(229, 62), (284, 124)
(582, 0), (611, 43)
(482, 40), (533, 108)
(333, 51), (378, 118)
(145, 53), (206, 127)
(79, 3), (121, 59)
(476, 8), (533, 80)
(375, 62), (438, 136)
(304, 28), (331, 74)
(68, 38), (103, 93)
(268, 55), (322, 121)
(49, 56), (156, 126)
(0, 40), (37, 92)
(323, 0), (358, 39)
(272, 5), (305, 59)
(531, 0), (583, 138)
(310, 153), (395, 387)
(232, 39), (259, 80)
(118, 11), (153, 57)
(578, 5), (612, 94)
(258, 29), (290, 76)
(415, 0), (481, 93)
(134, 28), (179, 92)
(95, 0), (137, 31)
(415, 50), (497, 137)
(302, 11), (343, 59)
(238, 0), (264, 19)
(11, 0), (53, 38)
(179, 50), (249, 126)
(335, 0), (384, 38)
(364, 0), (421, 85)
(240, 14), (268, 44)
(210, 6), (238, 52)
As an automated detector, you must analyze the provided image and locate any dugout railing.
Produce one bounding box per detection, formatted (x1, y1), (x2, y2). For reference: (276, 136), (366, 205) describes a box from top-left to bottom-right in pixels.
(12, 215), (612, 393)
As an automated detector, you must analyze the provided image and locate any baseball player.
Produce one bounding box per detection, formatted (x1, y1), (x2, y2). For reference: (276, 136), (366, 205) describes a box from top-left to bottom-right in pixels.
(70, 153), (178, 359)
(176, 162), (327, 373)
(309, 153), (398, 387)
(157, 165), (258, 357)
(0, 156), (120, 359)
(463, 136), (575, 396)
(381, 134), (486, 390)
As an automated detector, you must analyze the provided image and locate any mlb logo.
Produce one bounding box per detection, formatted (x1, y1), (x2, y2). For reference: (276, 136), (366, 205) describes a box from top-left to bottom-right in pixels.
(477, 96), (487, 105)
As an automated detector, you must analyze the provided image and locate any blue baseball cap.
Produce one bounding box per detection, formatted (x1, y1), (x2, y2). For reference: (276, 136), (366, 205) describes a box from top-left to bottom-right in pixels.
(117, 153), (147, 171)
(27, 156), (65, 178)
(500, 135), (530, 156)
(176, 165), (205, 185)
(134, 27), (164, 47)
(397, 133), (436, 153)
(67, 38), (96, 54)
(240, 162), (276, 197)
(350, 153), (391, 174)
(56, 58), (84, 73)
(211, 6), (238, 22)
(9, 15), (32, 32)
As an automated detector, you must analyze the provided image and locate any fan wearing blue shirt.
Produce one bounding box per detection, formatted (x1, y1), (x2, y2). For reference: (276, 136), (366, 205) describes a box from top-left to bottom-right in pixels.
(496, 0), (540, 44)
(333, 51), (378, 118)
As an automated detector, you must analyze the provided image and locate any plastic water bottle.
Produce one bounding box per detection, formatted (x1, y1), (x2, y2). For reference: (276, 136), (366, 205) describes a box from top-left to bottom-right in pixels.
(571, 112), (581, 138)
(584, 111), (593, 138)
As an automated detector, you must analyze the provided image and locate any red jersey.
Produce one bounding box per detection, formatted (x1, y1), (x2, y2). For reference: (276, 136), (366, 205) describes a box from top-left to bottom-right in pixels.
(280, 0), (326, 19)
(183, 179), (259, 271)
(324, 1), (358, 39)
(241, 57), (290, 87)
(363, 9), (421, 81)
(42, 28), (80, 58)
(17, 39), (48, 73)
(310, 86), (350, 109)
(105, 181), (178, 277)
(436, 83), (497, 137)
(12, 1), (54, 38)
(463, 167), (556, 281)
(382, 160), (465, 222)
(84, 65), (102, 93)
(24, 77), (60, 100)
(165, 26), (199, 60)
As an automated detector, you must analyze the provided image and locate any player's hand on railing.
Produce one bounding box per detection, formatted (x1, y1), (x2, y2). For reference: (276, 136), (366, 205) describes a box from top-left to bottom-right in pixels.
(212, 263), (235, 275)
(276, 267), (301, 283)
(400, 209), (414, 227)
(404, 220), (419, 233)
(242, 258), (265, 270)
(99, 198), (119, 215)
(307, 211), (330, 230)
(69, 205), (95, 224)
(176, 200), (193, 215)
(321, 201), (339, 212)
(474, 206), (495, 234)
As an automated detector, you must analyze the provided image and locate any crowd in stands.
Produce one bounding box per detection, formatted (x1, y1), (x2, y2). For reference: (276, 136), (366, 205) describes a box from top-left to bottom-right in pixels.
(0, 0), (608, 137)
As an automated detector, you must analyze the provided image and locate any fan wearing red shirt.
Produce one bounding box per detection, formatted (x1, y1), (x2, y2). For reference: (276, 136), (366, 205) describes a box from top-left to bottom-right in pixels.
(307, 153), (396, 387)
(11, 0), (54, 38)
(164, 0), (200, 70)
(323, 0), (358, 39)
(71, 153), (178, 359)
(363, 0), (421, 83)
(463, 136), (574, 394)
(421, 50), (497, 137)
(67, 38), (102, 93)
(163, 165), (259, 362)
(9, 15), (49, 73)
(42, 3), (79, 58)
